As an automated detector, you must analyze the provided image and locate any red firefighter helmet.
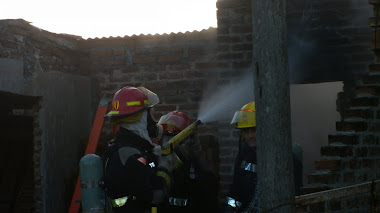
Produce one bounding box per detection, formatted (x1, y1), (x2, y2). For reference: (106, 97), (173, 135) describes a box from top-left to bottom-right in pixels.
(158, 111), (190, 135)
(105, 86), (153, 119)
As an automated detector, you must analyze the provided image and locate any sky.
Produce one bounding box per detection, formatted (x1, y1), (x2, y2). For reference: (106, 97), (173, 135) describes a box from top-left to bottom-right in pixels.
(2, 0), (217, 39)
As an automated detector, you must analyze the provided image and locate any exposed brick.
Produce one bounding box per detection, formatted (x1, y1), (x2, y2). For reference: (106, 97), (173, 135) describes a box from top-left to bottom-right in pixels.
(350, 97), (379, 107)
(336, 121), (368, 132)
(135, 48), (150, 55)
(219, 157), (235, 164)
(139, 65), (166, 72)
(166, 64), (191, 71)
(154, 104), (177, 112)
(328, 135), (358, 145)
(369, 63), (380, 73)
(188, 46), (207, 55)
(112, 48), (124, 56)
(145, 81), (168, 90)
(345, 195), (373, 210)
(375, 110), (380, 119)
(329, 199), (342, 211)
(343, 172), (355, 182)
(362, 159), (376, 168)
(88, 50), (113, 58)
(315, 159), (341, 171)
(370, 38), (380, 50)
(362, 75), (380, 84)
(167, 46), (183, 53)
(103, 58), (125, 66)
(358, 172), (376, 182)
(233, 61), (252, 69)
(159, 72), (184, 80)
(231, 43), (253, 52)
(216, 0), (249, 9)
(1, 40), (19, 49)
(157, 55), (181, 63)
(356, 86), (380, 96)
(230, 25), (252, 34)
(217, 44), (230, 52)
(295, 205), (307, 213)
(308, 173), (340, 185)
(217, 35), (243, 43)
(132, 56), (156, 64)
(343, 109), (373, 119)
(368, 147), (380, 156)
(219, 165), (233, 173)
(122, 66), (140, 73)
(195, 62), (229, 69)
(369, 0), (380, 5)
(134, 73), (157, 81)
(183, 70), (211, 78)
(369, 123), (380, 131)
(308, 202), (325, 212)
(348, 159), (362, 170)
(363, 135), (375, 145)
(321, 146), (353, 157)
(218, 52), (245, 60)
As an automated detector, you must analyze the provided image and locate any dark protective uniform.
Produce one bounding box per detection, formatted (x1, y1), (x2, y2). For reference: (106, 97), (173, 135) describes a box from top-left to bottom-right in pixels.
(223, 141), (303, 213)
(158, 148), (219, 213)
(103, 127), (171, 213)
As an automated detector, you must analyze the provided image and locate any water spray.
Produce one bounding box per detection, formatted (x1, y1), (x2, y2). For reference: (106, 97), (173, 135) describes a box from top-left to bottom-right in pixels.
(161, 120), (202, 155)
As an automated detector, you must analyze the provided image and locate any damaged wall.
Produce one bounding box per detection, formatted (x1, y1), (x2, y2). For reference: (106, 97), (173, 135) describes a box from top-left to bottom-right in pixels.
(0, 20), (97, 213)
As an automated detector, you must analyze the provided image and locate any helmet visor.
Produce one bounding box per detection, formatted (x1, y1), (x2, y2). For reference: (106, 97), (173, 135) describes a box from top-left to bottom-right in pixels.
(230, 110), (256, 128)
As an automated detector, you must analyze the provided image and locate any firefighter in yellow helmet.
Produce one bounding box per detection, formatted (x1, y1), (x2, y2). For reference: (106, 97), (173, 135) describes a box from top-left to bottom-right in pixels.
(223, 102), (303, 213)
(102, 86), (181, 213)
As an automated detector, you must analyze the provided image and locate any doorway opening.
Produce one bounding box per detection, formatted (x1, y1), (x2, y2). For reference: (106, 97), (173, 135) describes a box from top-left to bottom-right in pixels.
(0, 91), (40, 213)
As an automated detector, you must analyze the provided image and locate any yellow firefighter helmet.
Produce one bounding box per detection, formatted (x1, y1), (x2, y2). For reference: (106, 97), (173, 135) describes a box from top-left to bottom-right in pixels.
(230, 101), (256, 128)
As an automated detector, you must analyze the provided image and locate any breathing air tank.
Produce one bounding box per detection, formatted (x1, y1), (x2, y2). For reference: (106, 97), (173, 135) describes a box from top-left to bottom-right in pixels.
(79, 154), (105, 213)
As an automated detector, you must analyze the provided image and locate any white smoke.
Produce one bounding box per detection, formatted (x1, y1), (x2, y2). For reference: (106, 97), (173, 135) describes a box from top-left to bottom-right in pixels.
(197, 71), (255, 123)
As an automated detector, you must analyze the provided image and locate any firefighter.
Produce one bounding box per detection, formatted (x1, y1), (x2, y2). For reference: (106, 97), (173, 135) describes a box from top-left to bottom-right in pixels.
(102, 86), (182, 213)
(157, 110), (219, 213)
(222, 101), (303, 213)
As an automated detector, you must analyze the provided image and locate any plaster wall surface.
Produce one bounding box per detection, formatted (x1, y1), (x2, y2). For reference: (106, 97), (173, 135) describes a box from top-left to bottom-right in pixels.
(0, 58), (24, 94)
(290, 82), (343, 185)
(0, 58), (96, 213)
(26, 71), (94, 212)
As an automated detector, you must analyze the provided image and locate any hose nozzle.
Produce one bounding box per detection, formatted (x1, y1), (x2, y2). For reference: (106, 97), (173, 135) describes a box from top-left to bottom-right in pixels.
(161, 119), (202, 155)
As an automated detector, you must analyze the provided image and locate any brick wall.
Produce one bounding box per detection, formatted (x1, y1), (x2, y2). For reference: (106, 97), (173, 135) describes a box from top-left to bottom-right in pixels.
(0, 0), (377, 211)
(296, 1), (380, 212)
(79, 28), (217, 116)
(215, 0), (253, 197)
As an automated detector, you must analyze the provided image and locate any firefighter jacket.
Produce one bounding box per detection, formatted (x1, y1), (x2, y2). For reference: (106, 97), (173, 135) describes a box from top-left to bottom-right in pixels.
(103, 127), (171, 213)
(225, 142), (303, 213)
(226, 141), (258, 213)
(158, 147), (219, 213)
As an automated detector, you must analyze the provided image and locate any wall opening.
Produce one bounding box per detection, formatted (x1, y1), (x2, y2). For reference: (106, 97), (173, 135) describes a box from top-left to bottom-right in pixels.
(0, 91), (40, 213)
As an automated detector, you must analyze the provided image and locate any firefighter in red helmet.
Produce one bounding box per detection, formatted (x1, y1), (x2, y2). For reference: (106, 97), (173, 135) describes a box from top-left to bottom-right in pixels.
(157, 110), (219, 213)
(102, 86), (181, 213)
